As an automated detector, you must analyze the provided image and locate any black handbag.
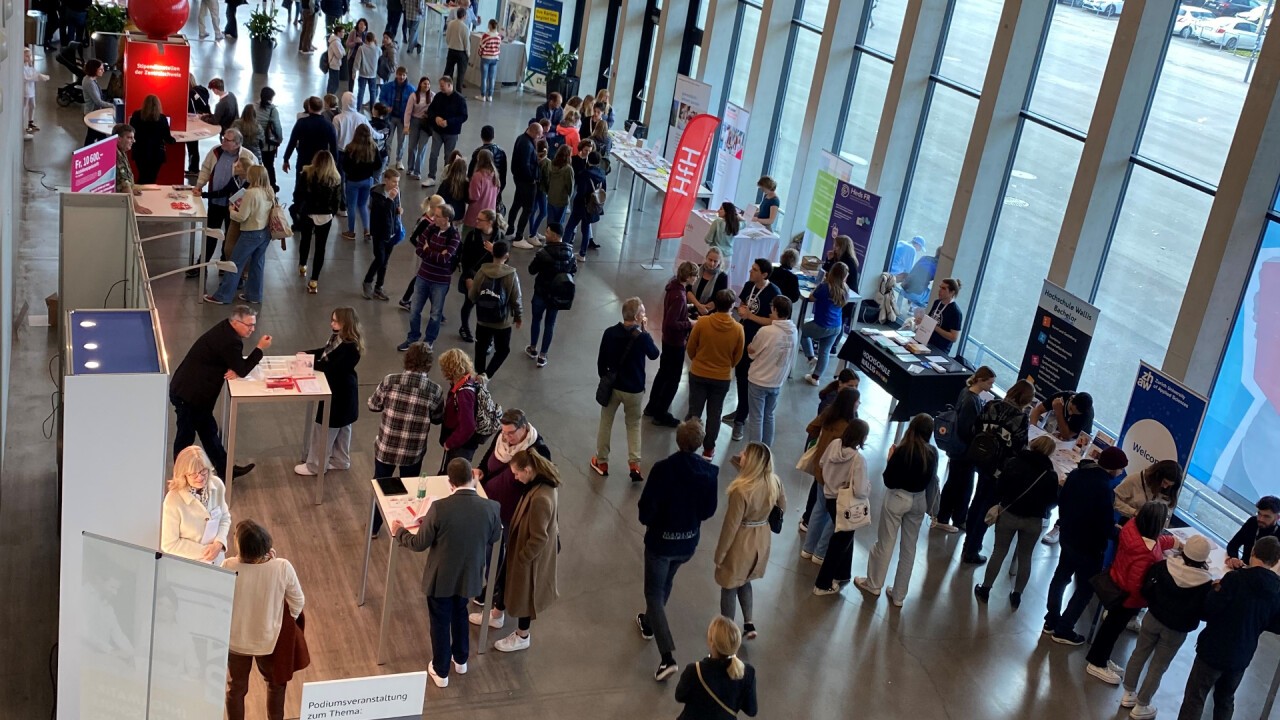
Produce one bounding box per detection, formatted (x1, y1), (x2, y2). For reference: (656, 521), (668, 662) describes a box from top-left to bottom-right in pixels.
(596, 329), (639, 406)
(768, 504), (784, 534)
(1089, 569), (1126, 609)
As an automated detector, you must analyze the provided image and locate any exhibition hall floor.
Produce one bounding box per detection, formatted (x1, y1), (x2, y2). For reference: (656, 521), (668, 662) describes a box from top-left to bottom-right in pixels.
(3, 9), (1278, 719)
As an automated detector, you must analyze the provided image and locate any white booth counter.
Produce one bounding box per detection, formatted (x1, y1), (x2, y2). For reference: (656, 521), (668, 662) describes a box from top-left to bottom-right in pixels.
(678, 208), (784, 290)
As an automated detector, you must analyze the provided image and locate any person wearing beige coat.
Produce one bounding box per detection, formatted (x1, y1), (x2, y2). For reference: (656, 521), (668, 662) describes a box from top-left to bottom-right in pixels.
(714, 442), (786, 639)
(493, 449), (561, 653)
(161, 446), (232, 565)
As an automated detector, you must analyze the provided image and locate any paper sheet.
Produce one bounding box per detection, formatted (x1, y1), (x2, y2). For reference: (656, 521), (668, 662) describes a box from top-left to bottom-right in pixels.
(914, 316), (937, 346)
(200, 507), (223, 545)
(295, 377), (324, 394)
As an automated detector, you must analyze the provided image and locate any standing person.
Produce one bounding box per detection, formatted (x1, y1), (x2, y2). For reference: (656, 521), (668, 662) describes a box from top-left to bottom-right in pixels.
(438, 349), (483, 464)
(800, 262), (849, 386)
(813, 419), (871, 596)
(854, 414), (938, 608)
(354, 32), (380, 111)
(80, 59), (111, 145)
(384, 0), (403, 37)
(223, 521), (305, 720)
(674, 616), (758, 718)
(491, 449), (561, 652)
(527, 140), (551, 240)
(293, 150), (343, 292)
(702, 202), (740, 259)
(714, 442), (785, 638)
(197, 0), (225, 39)
(443, 9), (471, 88)
(169, 307), (269, 478)
(509, 122), (544, 248)
(203, 79), (240, 131)
(455, 209), (505, 339)
(255, 88), (284, 190)
(233, 105), (263, 162)
(206, 166), (276, 305)
(325, 26), (347, 96)
(1045, 446), (1129, 645)
(1121, 535), (1215, 719)
(770, 249), (802, 310)
(1176, 536), (1280, 720)
(298, 0), (319, 52)
(282, 97), (339, 176)
(524, 221), (577, 367)
(377, 33), (399, 86)
(423, 75), (468, 186)
(363, 167), (403, 299)
(467, 126), (509, 192)
(743, 296), (796, 447)
(556, 109), (582, 153)
(463, 149), (499, 230)
(961, 379), (1035, 565)
(340, 125), (383, 241)
(925, 278), (964, 353)
(688, 249), (730, 316)
(1226, 496), (1280, 569)
(1084, 501), (1179, 685)
(187, 75), (212, 173)
(393, 458), (502, 688)
(536, 92), (564, 127)
(128, 95), (176, 184)
(564, 150), (606, 261)
(403, 0), (425, 52)
(933, 366), (996, 533)
(343, 19), (369, 94)
(397, 205), (460, 346)
(753, 176), (780, 229)
(686, 290), (745, 459)
(379, 67), (413, 168)
(196, 129), (257, 267)
(645, 261), (698, 428)
(320, 0), (348, 31)
(367, 342), (445, 536)
(404, 77), (434, 179)
(436, 156), (471, 223)
(223, 0), (246, 39)
(543, 144), (575, 227)
(973, 435), (1059, 608)
(161, 446), (232, 564)
(800, 388), (861, 565)
(1113, 459), (1183, 522)
(592, 298), (661, 483)
(728, 260), (781, 442)
(636, 419), (719, 681)
(293, 308), (362, 477)
(477, 19), (502, 102)
(468, 241), (523, 378)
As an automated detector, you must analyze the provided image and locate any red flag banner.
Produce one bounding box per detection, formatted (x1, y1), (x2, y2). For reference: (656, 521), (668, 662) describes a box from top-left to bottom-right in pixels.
(657, 113), (721, 240)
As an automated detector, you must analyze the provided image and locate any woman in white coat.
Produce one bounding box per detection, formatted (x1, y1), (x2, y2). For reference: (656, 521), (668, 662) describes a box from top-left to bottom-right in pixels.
(162, 445), (232, 564)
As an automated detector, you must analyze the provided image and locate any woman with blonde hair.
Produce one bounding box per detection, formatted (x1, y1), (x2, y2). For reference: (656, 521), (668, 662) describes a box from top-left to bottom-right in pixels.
(341, 124), (382, 240)
(294, 150), (343, 292)
(800, 261), (848, 386)
(594, 88), (616, 128)
(438, 348), (482, 463)
(294, 308), (363, 476)
(491, 448), (561, 653)
(161, 445), (231, 564)
(128, 93), (175, 183)
(463, 149), (499, 229)
(207, 166), (276, 305)
(714, 442), (785, 639)
(674, 615), (758, 718)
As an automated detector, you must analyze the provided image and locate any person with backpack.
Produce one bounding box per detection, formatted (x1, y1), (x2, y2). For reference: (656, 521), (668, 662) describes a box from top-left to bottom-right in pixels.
(972, 434), (1058, 609)
(468, 241), (523, 378)
(933, 366), (996, 534)
(438, 349), (484, 464)
(1120, 535), (1214, 719)
(524, 222), (577, 367)
(456, 209), (506, 342)
(592, 297), (661, 483)
(646, 261), (699, 428)
(396, 204), (460, 349)
(468, 124), (509, 197)
(961, 379), (1035, 565)
(509, 122), (544, 249)
(564, 149), (607, 261)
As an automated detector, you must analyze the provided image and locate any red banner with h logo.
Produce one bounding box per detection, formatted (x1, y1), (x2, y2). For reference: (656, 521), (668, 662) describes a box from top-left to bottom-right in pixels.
(658, 113), (721, 240)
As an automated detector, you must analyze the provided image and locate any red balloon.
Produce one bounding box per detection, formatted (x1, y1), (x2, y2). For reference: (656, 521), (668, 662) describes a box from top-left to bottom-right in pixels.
(131, 0), (191, 40)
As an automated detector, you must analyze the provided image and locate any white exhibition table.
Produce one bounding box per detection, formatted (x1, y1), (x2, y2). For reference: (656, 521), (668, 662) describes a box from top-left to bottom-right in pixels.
(358, 476), (501, 665)
(83, 109), (220, 144)
(608, 135), (713, 268)
(464, 35), (527, 89)
(677, 208), (784, 290)
(133, 184), (208, 269)
(221, 355), (332, 505)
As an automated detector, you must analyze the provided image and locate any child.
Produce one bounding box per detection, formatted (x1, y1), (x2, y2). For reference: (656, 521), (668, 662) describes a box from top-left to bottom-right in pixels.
(23, 48), (50, 140)
(355, 32), (380, 111)
(363, 167), (403, 301)
(377, 32), (399, 84)
(528, 139), (550, 241)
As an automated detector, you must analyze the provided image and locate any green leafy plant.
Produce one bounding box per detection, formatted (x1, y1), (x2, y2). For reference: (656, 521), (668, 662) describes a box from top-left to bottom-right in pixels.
(247, 2), (284, 42)
(332, 19), (356, 35)
(87, 1), (128, 34)
(542, 42), (578, 80)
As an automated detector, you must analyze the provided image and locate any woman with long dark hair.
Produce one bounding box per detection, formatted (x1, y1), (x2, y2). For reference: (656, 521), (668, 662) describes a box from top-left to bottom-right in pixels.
(294, 150), (343, 292)
(800, 387), (860, 564)
(295, 308), (363, 475)
(128, 94), (176, 184)
(702, 201), (740, 260)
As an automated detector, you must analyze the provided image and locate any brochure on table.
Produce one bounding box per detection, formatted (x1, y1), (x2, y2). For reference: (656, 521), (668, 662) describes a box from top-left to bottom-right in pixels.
(857, 327), (963, 374)
(709, 102), (749, 208)
(300, 671), (427, 720)
(665, 74), (713, 163)
(1118, 361), (1208, 483)
(1017, 280), (1099, 401)
(826, 179), (880, 266)
(804, 151), (854, 255)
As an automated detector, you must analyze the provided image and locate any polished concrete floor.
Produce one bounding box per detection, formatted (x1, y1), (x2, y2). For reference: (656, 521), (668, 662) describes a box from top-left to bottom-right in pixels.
(3, 8), (1279, 720)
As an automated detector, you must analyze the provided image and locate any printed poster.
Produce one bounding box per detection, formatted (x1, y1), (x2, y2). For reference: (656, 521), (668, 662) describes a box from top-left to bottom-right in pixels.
(300, 672), (427, 720)
(826, 180), (880, 268)
(804, 151), (854, 255)
(1118, 362), (1208, 484)
(1017, 280), (1099, 401)
(527, 0), (563, 75)
(504, 0), (533, 44)
(665, 74), (713, 163)
(71, 135), (119, 194)
(709, 102), (749, 208)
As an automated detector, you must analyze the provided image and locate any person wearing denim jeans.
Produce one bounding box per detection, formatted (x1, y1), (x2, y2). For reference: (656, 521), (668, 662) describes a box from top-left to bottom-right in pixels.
(636, 419), (718, 681)
(402, 0), (424, 51)
(407, 277), (451, 345)
(399, 207), (460, 349)
(592, 298), (660, 481)
(743, 296), (796, 446)
(684, 290), (744, 458)
(403, 78), (433, 177)
(525, 222), (576, 366)
(730, 260), (780, 441)
(800, 263), (849, 385)
(208, 168), (275, 304)
(340, 125), (382, 239)
(478, 21), (502, 101)
(379, 69), (414, 166)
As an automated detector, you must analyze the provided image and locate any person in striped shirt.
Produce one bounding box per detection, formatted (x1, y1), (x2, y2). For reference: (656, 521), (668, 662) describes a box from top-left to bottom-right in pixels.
(478, 19), (503, 103)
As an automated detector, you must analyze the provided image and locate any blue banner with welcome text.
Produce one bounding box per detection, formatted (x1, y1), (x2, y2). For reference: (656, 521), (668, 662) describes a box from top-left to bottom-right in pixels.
(1118, 361), (1208, 482)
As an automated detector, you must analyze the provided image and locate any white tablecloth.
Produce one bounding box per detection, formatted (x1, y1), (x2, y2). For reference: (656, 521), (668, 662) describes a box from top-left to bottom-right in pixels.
(678, 209), (783, 290)
(465, 36), (528, 88)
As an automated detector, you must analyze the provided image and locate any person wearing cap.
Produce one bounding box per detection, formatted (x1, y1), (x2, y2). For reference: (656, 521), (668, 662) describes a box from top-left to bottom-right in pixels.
(1045, 445), (1129, 645)
(1119, 533), (1214, 719)
(1225, 495), (1280, 569)
(1029, 390), (1095, 442)
(889, 235), (925, 275)
(1177, 535), (1280, 720)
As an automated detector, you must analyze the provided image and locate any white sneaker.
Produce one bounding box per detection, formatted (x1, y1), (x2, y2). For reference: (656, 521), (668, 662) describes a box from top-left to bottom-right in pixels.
(421, 176), (436, 187)
(1129, 705), (1158, 720)
(1042, 526), (1061, 545)
(1120, 690), (1139, 709)
(494, 632), (530, 653)
(526, 235), (544, 247)
(428, 663), (448, 688)
(512, 238), (537, 250)
(453, 660), (468, 675)
(469, 610), (504, 628)
(293, 463), (316, 476)
(812, 584), (841, 596)
(1127, 614), (1143, 633)
(810, 555), (824, 566)
(1087, 663), (1122, 685)
(396, 162), (404, 170)
(1108, 660), (1126, 675)
(799, 550), (812, 560)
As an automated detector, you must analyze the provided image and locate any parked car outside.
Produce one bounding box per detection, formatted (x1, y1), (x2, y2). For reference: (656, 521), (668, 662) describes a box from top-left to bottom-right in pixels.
(1175, 4), (1216, 37)
(1196, 16), (1264, 50)
(1200, 0), (1263, 18)
(1083, 0), (1124, 16)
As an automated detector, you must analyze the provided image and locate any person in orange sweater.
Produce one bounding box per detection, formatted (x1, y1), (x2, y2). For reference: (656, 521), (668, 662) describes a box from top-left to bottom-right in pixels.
(685, 289), (745, 459)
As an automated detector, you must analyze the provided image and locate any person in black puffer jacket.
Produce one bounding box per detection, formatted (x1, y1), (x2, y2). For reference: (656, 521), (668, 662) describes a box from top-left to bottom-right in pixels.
(1120, 537), (1214, 717)
(455, 209), (506, 343)
(974, 435), (1059, 608)
(524, 222), (577, 366)
(962, 379), (1035, 564)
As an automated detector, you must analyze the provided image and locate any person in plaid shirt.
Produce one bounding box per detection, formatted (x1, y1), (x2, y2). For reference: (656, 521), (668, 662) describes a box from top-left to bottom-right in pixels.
(402, 0), (426, 54)
(368, 341), (444, 535)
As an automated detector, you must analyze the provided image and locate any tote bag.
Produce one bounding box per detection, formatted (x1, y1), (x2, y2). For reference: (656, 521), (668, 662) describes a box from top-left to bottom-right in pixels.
(835, 486), (871, 532)
(795, 441), (819, 475)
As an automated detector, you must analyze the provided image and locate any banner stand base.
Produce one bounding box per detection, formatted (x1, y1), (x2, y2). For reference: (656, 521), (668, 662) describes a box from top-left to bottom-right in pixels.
(640, 262), (664, 271)
(641, 241), (664, 270)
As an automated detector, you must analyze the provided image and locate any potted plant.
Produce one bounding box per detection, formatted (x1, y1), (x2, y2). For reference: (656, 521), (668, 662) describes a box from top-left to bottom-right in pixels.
(247, 2), (284, 74)
(542, 42), (579, 100)
(87, 1), (128, 65)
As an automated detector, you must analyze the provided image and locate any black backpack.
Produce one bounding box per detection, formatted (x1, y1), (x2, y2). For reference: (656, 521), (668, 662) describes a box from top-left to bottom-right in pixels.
(548, 272), (576, 310)
(475, 273), (510, 324)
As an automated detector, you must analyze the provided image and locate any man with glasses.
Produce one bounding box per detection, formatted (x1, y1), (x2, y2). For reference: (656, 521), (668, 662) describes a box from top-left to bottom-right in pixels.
(170, 306), (273, 479)
(195, 128), (259, 276)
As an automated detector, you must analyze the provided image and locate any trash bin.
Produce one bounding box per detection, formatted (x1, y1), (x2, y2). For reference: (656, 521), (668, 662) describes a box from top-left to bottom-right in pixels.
(26, 10), (47, 47)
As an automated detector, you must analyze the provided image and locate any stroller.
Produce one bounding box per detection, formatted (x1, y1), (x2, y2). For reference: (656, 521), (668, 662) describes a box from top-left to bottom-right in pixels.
(55, 42), (86, 107)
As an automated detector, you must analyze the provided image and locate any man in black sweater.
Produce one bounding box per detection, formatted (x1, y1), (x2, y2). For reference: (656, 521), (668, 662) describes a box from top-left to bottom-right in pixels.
(423, 75), (468, 184)
(592, 297), (660, 482)
(282, 96), (339, 173)
(1045, 446), (1128, 645)
(1178, 536), (1280, 720)
(508, 121), (543, 247)
(1226, 495), (1280, 569)
(468, 124), (509, 193)
(169, 306), (272, 479)
(636, 418), (719, 682)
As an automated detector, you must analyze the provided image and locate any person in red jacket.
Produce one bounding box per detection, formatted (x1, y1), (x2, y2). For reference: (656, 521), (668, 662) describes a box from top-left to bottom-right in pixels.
(645, 261), (699, 429)
(1084, 500), (1178, 685)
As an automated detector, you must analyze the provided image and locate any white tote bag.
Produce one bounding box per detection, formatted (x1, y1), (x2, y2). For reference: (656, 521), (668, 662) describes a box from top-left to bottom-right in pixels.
(835, 486), (871, 532)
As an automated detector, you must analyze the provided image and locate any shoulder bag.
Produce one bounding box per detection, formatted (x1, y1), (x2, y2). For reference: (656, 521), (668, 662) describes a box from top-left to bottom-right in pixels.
(596, 329), (639, 407)
(1090, 569), (1127, 609)
(694, 660), (737, 718)
(984, 471), (1049, 526)
(794, 439), (819, 475)
(835, 486), (871, 532)
(268, 201), (294, 241)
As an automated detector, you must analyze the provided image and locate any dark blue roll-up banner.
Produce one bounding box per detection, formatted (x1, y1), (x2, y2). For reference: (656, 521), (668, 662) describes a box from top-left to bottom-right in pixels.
(1118, 361), (1208, 478)
(826, 180), (880, 269)
(528, 0), (563, 75)
(1017, 280), (1099, 401)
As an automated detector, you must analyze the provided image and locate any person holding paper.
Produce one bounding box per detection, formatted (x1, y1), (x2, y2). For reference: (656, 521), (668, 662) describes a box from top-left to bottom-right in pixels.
(1029, 391), (1095, 441)
(393, 458), (501, 688)
(294, 308), (363, 477)
(161, 445), (232, 565)
(925, 278), (963, 353)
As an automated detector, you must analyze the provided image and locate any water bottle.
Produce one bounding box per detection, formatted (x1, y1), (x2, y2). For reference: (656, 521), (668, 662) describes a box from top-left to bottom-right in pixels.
(417, 476), (427, 499)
